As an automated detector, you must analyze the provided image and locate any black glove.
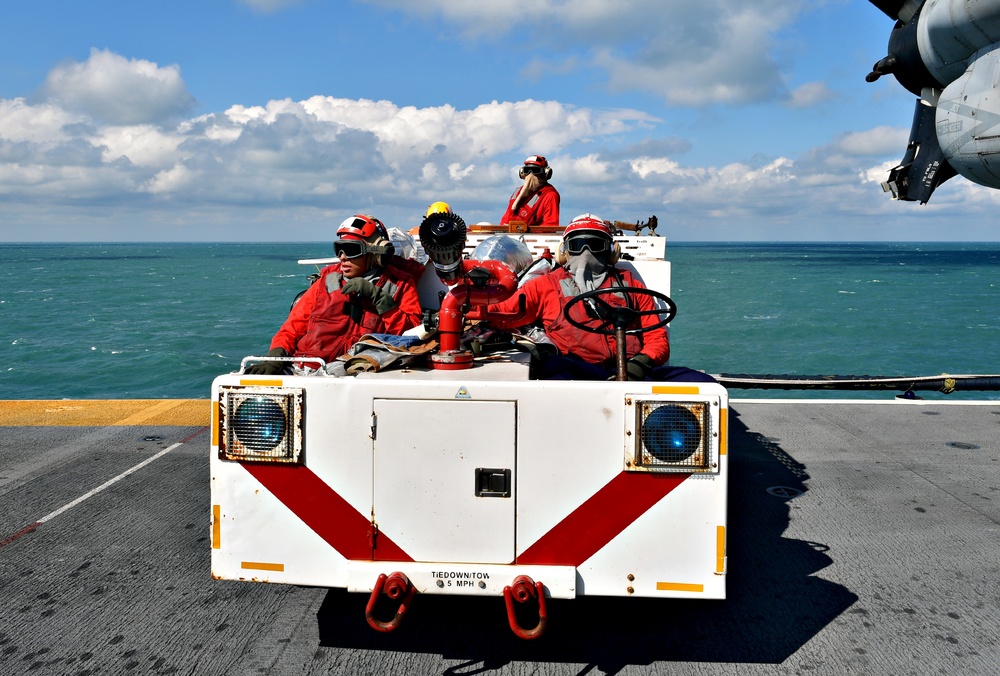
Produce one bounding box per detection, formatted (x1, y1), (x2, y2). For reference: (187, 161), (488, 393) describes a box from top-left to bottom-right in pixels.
(626, 354), (655, 381)
(245, 347), (289, 375)
(341, 277), (396, 315)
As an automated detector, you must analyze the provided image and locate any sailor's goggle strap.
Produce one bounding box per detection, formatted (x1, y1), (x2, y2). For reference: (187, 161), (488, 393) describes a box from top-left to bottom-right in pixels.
(334, 239), (390, 259)
(565, 234), (611, 255)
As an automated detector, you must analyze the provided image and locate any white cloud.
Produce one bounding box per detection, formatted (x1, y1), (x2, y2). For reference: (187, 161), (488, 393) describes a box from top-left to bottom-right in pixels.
(0, 46), (964, 241)
(220, 96), (655, 177)
(1, 74), (661, 214)
(143, 163), (197, 194)
(237, 0), (303, 13)
(363, 0), (801, 106)
(630, 156), (702, 180)
(95, 125), (187, 167)
(0, 98), (85, 143)
(597, 6), (793, 105)
(787, 82), (834, 109)
(41, 49), (195, 125)
(834, 126), (908, 156)
(0, 81), (918, 237)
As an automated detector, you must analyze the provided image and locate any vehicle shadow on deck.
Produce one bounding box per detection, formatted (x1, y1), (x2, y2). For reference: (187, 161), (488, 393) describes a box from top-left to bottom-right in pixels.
(316, 406), (857, 671)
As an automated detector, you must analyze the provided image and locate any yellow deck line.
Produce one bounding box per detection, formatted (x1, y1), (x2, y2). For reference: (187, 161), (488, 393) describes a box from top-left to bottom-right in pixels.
(0, 400), (210, 426)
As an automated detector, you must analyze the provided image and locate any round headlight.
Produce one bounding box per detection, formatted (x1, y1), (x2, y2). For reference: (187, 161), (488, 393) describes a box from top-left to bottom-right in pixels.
(641, 404), (701, 463)
(233, 396), (287, 451)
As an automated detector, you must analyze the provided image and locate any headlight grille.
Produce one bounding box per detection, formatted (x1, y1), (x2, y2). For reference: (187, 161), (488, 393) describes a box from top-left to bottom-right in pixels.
(219, 386), (303, 463)
(629, 399), (714, 473)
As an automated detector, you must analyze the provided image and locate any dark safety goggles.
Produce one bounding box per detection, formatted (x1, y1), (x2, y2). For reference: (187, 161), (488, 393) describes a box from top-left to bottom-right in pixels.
(334, 239), (368, 259)
(565, 235), (611, 255)
(521, 165), (544, 176)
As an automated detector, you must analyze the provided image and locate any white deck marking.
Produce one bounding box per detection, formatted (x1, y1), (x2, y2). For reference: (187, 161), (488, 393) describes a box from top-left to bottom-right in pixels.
(37, 442), (182, 523)
(0, 427), (207, 546)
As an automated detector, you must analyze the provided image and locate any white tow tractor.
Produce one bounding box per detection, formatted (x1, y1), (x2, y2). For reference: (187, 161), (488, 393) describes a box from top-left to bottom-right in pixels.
(209, 215), (729, 639)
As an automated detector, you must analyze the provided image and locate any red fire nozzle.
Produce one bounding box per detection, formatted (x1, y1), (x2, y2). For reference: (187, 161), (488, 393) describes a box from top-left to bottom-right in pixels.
(431, 259), (518, 370)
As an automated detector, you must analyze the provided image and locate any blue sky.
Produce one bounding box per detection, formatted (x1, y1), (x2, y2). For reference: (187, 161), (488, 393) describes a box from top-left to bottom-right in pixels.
(0, 0), (995, 241)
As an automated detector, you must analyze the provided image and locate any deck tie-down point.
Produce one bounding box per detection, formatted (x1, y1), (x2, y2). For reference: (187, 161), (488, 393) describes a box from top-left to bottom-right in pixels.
(365, 572), (415, 633)
(503, 575), (548, 640)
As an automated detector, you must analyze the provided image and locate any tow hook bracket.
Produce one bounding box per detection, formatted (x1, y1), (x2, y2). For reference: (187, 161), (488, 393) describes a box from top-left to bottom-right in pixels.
(365, 572), (416, 633)
(503, 575), (548, 639)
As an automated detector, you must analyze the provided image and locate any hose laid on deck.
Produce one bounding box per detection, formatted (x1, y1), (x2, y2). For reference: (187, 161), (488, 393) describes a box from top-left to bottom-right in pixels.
(713, 373), (1000, 393)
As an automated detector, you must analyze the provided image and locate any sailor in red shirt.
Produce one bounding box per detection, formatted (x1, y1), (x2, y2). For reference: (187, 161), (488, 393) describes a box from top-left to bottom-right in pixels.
(246, 215), (424, 375)
(486, 214), (715, 382)
(499, 155), (561, 228)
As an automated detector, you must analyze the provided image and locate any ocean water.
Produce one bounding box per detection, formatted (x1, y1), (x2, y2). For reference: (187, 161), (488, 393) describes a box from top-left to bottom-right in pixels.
(1, 241), (997, 401)
(667, 242), (999, 399)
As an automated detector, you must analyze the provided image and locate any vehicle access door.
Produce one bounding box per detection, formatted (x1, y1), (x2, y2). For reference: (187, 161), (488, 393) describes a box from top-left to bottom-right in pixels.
(372, 399), (516, 564)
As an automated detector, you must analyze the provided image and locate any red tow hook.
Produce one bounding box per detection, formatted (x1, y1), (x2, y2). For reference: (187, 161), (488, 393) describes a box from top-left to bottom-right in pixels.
(365, 572), (416, 633)
(503, 575), (548, 640)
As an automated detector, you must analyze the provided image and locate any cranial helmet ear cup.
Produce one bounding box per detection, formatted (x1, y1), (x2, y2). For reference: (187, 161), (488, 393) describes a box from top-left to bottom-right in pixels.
(556, 241), (569, 266)
(371, 238), (395, 267)
(370, 216), (395, 266)
(544, 167), (553, 180)
(610, 242), (620, 264)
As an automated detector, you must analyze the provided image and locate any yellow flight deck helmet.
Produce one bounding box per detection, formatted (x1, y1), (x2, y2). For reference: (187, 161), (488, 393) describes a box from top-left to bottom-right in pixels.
(425, 201), (452, 217)
(411, 202), (452, 235)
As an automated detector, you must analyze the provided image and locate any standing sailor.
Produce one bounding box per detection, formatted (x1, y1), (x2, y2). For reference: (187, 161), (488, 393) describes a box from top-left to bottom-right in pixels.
(499, 155), (560, 227)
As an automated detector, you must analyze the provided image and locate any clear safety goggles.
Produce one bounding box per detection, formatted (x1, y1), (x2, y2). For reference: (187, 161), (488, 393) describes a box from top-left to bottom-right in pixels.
(334, 239), (368, 259)
(565, 235), (611, 255)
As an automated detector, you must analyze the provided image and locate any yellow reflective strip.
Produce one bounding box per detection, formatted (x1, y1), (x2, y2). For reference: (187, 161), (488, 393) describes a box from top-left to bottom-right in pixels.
(651, 385), (700, 395)
(212, 504), (221, 550)
(720, 407), (728, 455)
(242, 561), (285, 572)
(211, 401), (219, 447)
(656, 582), (704, 592)
(239, 378), (283, 387)
(716, 525), (726, 573)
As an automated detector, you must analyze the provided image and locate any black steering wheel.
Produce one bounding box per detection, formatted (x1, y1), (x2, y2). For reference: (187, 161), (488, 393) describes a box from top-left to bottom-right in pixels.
(563, 286), (676, 380)
(564, 286), (676, 335)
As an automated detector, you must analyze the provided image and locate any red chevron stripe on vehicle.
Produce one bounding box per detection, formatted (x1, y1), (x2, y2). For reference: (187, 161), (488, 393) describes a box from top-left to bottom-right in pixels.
(245, 463), (688, 565)
(517, 472), (689, 566)
(243, 463), (413, 562)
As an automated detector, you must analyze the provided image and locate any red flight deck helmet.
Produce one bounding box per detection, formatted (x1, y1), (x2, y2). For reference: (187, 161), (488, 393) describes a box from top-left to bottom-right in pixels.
(560, 213), (618, 263)
(518, 155), (553, 180)
(334, 214), (395, 264)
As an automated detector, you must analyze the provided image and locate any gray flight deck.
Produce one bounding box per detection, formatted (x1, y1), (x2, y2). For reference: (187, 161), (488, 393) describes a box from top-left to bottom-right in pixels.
(0, 398), (997, 675)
